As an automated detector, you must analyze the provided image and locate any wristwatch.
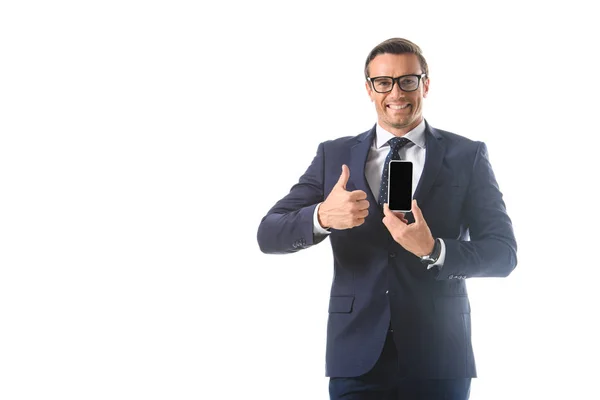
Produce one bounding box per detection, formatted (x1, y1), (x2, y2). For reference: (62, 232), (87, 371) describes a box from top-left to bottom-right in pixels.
(420, 238), (441, 265)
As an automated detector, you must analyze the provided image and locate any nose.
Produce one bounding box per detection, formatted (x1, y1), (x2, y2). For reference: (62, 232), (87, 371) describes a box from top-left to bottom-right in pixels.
(389, 80), (404, 98)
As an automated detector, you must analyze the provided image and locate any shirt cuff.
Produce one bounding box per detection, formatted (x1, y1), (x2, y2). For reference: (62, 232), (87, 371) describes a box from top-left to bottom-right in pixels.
(427, 238), (446, 270)
(313, 203), (331, 235)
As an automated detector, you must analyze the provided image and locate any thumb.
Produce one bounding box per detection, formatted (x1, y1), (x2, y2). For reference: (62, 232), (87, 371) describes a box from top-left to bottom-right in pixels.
(336, 164), (350, 190)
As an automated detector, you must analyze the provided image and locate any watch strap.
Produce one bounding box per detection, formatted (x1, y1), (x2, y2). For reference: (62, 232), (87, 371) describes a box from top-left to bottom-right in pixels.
(420, 238), (441, 264)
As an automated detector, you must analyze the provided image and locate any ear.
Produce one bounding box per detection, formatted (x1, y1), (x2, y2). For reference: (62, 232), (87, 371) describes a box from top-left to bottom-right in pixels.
(422, 77), (430, 98)
(365, 80), (375, 102)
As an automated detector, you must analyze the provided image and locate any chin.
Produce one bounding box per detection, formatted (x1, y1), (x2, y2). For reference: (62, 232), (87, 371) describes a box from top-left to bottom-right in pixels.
(390, 119), (413, 129)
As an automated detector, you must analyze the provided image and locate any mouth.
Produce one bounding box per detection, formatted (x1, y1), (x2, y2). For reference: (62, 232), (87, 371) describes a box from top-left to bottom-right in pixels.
(387, 104), (411, 111)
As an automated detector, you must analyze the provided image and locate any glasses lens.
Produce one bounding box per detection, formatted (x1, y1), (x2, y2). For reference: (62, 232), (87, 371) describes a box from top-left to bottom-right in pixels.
(399, 76), (420, 91)
(372, 77), (393, 93)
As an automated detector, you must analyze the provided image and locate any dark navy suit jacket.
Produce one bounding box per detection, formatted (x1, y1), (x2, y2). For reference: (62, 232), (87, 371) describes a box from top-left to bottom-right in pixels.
(257, 121), (517, 379)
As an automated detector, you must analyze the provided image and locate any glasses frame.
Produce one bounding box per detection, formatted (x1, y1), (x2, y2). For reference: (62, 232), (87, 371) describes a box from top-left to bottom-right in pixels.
(367, 74), (427, 93)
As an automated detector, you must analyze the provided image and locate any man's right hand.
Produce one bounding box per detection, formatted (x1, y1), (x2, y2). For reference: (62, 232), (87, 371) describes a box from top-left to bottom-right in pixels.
(318, 165), (369, 230)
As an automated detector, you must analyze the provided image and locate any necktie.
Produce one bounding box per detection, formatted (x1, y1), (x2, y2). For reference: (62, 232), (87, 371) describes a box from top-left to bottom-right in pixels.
(378, 137), (411, 208)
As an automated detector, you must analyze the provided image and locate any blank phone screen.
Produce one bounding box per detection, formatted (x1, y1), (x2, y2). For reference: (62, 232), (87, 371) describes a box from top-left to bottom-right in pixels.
(388, 161), (413, 211)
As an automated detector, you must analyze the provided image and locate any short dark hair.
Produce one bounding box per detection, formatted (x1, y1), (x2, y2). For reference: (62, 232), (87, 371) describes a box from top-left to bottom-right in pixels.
(364, 38), (429, 79)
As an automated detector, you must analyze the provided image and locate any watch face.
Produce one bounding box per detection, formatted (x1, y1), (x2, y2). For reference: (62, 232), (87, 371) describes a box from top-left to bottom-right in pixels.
(420, 256), (435, 264)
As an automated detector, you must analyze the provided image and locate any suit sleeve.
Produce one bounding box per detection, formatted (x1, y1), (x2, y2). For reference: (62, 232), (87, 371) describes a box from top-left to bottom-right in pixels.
(437, 142), (517, 279)
(257, 142), (329, 254)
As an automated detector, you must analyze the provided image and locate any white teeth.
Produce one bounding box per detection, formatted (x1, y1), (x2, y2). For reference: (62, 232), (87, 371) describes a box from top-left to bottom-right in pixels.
(388, 104), (409, 110)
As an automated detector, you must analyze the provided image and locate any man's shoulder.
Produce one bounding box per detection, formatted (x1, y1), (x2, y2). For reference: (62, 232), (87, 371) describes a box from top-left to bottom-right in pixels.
(429, 125), (482, 151)
(319, 127), (373, 148)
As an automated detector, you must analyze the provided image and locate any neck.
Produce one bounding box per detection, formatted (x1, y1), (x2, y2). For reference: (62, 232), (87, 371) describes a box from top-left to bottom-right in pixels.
(382, 117), (423, 137)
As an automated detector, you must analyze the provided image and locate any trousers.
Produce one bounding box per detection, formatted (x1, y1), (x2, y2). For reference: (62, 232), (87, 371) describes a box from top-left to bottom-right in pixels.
(329, 330), (471, 400)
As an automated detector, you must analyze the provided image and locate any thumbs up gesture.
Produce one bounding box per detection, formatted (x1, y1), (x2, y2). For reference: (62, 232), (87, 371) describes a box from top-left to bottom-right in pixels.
(317, 165), (370, 230)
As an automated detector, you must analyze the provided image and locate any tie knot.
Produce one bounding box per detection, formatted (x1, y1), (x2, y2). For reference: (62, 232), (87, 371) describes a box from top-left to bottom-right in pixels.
(388, 137), (411, 151)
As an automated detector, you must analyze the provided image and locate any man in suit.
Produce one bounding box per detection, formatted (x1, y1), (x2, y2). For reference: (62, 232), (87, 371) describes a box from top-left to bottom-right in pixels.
(257, 38), (517, 400)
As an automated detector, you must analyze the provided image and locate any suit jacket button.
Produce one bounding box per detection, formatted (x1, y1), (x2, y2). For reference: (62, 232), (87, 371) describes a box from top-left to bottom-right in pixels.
(389, 252), (396, 258)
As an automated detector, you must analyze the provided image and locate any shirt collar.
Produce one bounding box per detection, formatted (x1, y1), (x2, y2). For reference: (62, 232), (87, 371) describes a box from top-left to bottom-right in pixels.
(375, 119), (427, 149)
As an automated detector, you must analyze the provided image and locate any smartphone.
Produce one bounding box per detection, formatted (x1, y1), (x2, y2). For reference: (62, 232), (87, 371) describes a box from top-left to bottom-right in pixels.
(388, 160), (413, 212)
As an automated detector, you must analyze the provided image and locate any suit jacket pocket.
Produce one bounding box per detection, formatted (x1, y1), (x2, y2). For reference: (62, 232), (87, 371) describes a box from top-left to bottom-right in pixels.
(433, 181), (461, 187)
(431, 182), (463, 197)
(328, 296), (355, 313)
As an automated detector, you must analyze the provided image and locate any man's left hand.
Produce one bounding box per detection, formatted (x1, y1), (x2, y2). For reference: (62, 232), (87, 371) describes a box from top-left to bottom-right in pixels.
(382, 199), (435, 257)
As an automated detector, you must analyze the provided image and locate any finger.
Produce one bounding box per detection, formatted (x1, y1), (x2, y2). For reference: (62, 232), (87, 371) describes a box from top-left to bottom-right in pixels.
(355, 209), (369, 219)
(391, 211), (408, 224)
(383, 204), (401, 220)
(383, 204), (404, 228)
(354, 217), (366, 227)
(382, 203), (392, 217)
(382, 215), (400, 231)
(411, 199), (424, 223)
(392, 211), (408, 224)
(336, 164), (350, 190)
(356, 199), (370, 210)
(349, 190), (367, 201)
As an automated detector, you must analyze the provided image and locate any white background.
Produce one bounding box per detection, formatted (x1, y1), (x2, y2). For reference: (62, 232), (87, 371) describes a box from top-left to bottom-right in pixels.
(1, 1), (599, 399)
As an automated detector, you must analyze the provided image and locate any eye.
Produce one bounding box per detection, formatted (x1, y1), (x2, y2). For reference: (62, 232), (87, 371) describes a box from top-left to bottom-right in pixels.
(375, 79), (392, 88)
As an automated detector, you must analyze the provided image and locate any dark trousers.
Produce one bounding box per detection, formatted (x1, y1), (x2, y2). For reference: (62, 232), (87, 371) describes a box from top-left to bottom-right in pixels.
(329, 331), (471, 400)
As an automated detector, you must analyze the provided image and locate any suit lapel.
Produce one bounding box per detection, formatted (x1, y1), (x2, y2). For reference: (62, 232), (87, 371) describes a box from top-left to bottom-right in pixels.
(413, 122), (446, 209)
(347, 122), (446, 225)
(349, 126), (380, 218)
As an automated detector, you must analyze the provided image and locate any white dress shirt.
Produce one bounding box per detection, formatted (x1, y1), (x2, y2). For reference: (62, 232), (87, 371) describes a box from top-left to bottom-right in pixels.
(312, 119), (447, 268)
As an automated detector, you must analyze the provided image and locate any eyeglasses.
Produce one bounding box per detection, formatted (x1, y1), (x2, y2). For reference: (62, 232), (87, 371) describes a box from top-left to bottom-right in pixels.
(367, 74), (427, 93)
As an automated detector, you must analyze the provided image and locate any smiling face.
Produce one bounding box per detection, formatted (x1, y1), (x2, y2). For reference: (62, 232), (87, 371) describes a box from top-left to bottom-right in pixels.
(365, 53), (429, 136)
